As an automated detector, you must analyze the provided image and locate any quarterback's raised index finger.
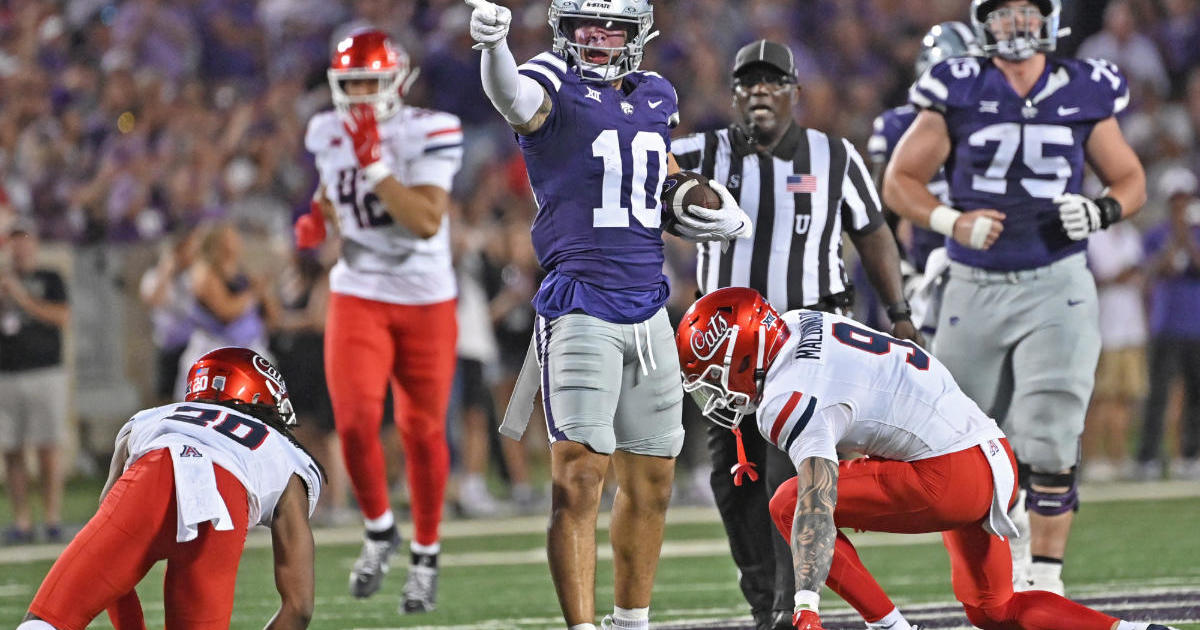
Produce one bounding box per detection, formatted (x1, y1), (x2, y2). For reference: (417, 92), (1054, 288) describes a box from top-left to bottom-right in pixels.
(464, 0), (490, 9)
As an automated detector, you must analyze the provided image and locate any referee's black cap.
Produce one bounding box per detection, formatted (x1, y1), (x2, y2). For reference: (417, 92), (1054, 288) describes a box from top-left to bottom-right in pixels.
(732, 40), (797, 79)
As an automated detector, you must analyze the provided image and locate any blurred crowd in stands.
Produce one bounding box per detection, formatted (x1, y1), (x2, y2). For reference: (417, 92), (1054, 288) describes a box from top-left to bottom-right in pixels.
(1, 0), (1200, 535)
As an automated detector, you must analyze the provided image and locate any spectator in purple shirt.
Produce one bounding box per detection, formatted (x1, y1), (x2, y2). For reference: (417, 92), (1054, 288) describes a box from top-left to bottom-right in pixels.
(110, 0), (201, 82)
(1137, 167), (1200, 481)
(196, 0), (262, 86)
(1155, 0), (1200, 94)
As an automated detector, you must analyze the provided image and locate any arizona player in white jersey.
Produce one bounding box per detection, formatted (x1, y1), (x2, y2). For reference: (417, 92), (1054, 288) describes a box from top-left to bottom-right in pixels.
(677, 288), (1179, 630)
(296, 29), (462, 611)
(882, 0), (1146, 595)
(18, 347), (322, 630)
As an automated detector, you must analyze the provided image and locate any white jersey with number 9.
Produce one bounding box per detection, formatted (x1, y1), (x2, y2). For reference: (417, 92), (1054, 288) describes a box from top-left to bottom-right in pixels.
(756, 310), (1004, 467)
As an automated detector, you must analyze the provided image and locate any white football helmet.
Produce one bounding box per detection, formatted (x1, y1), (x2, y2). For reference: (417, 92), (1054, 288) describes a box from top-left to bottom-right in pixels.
(548, 0), (658, 82)
(970, 0), (1060, 61)
(915, 21), (980, 76)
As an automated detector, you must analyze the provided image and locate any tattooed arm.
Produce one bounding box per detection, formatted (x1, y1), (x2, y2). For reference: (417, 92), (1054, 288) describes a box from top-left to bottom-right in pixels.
(791, 456), (839, 594)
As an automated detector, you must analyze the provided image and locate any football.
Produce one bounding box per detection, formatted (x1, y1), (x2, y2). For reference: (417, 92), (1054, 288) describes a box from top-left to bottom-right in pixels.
(661, 171), (722, 230)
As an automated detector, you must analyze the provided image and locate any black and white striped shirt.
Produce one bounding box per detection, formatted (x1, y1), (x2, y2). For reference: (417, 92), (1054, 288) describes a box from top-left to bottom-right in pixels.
(673, 124), (884, 311)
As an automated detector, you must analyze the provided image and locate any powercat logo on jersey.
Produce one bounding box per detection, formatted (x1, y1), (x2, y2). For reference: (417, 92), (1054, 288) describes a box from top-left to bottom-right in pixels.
(690, 308), (734, 361)
(252, 355), (287, 394)
(792, 311), (824, 361)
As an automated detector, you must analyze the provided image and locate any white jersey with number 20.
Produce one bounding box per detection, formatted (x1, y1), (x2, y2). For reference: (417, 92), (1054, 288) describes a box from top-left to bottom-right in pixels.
(118, 402), (323, 534)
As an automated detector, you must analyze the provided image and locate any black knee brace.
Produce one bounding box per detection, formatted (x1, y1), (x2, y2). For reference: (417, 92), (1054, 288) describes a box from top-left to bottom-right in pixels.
(1024, 468), (1079, 516)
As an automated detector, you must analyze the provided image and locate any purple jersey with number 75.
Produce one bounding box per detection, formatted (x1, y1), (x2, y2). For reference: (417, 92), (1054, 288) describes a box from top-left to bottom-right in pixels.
(908, 55), (1129, 271)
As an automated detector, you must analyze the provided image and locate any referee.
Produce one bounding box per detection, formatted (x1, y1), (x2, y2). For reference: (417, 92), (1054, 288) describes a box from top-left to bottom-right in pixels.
(672, 40), (918, 630)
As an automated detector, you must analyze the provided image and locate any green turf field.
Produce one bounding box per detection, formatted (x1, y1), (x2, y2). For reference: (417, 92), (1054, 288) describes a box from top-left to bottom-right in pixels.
(2, 483), (1198, 629)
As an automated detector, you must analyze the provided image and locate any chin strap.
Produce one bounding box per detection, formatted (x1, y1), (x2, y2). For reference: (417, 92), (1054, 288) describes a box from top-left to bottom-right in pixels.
(729, 427), (759, 486)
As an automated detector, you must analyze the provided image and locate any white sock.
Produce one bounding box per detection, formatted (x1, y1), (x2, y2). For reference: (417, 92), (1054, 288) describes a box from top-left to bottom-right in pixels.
(411, 540), (440, 556)
(364, 509), (395, 533)
(611, 606), (650, 629)
(1030, 561), (1062, 581)
(17, 621), (59, 630)
(1115, 622), (1149, 630)
(866, 607), (912, 630)
(462, 474), (486, 493)
(568, 624), (596, 630)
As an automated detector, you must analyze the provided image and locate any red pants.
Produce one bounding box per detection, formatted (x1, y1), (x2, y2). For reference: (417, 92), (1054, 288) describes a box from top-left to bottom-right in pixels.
(769, 439), (1118, 630)
(29, 449), (249, 630)
(325, 293), (456, 545)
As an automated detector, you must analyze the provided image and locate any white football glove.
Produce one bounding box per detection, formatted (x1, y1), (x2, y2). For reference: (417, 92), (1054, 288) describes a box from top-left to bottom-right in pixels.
(466, 0), (511, 50)
(1055, 193), (1102, 241)
(674, 180), (754, 243)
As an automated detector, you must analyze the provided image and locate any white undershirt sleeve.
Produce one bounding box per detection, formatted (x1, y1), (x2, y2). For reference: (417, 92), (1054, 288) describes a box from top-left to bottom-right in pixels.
(481, 41), (546, 126)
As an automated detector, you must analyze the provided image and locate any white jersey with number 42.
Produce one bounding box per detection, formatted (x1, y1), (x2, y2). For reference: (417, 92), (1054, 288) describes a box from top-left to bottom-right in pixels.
(756, 310), (1004, 467)
(118, 401), (324, 527)
(305, 106), (464, 305)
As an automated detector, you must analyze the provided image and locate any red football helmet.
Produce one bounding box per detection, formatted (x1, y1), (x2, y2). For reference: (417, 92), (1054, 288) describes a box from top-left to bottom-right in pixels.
(328, 29), (415, 121)
(676, 287), (790, 428)
(185, 347), (297, 426)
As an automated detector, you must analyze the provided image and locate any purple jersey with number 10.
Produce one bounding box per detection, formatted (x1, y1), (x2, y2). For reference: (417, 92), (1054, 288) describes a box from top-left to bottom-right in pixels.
(909, 55), (1129, 271)
(517, 52), (680, 324)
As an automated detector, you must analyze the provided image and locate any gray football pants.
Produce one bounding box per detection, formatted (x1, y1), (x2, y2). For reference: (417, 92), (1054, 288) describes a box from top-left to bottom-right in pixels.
(537, 309), (684, 457)
(932, 252), (1100, 474)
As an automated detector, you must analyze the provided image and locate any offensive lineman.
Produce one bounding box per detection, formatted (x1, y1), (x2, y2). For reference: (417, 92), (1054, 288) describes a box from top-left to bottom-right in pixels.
(297, 29), (462, 612)
(677, 287), (1178, 630)
(883, 0), (1146, 594)
(18, 347), (322, 630)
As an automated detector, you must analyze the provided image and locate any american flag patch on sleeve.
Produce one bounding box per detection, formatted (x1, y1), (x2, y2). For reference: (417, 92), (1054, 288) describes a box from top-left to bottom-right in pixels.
(786, 174), (818, 193)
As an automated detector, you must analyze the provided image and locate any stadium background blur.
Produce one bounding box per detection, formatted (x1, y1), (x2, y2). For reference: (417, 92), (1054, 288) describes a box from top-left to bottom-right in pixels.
(1, 0), (1199, 527)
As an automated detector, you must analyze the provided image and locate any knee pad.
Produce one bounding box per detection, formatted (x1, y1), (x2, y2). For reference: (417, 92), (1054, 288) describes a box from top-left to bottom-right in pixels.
(1024, 469), (1079, 516)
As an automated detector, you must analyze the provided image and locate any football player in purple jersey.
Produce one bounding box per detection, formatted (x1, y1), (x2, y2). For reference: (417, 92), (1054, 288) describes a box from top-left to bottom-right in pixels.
(466, 1), (752, 628)
(869, 21), (979, 277)
(883, 0), (1146, 595)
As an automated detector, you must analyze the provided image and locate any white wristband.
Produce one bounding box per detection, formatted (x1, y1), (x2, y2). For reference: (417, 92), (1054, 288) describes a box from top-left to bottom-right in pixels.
(928, 204), (962, 237)
(362, 161), (391, 190)
(794, 589), (820, 614)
